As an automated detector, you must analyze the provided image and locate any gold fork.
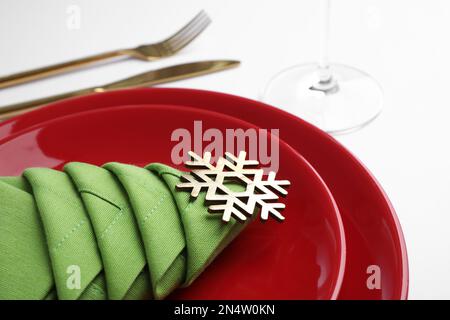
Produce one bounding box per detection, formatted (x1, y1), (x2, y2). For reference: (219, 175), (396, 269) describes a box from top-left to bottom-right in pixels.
(0, 11), (211, 89)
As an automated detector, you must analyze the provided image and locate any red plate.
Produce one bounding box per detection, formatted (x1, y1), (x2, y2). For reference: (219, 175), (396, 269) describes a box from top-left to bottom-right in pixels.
(0, 88), (408, 299)
(0, 104), (345, 300)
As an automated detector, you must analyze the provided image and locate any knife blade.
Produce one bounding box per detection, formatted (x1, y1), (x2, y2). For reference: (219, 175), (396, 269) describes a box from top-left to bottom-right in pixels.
(0, 60), (240, 120)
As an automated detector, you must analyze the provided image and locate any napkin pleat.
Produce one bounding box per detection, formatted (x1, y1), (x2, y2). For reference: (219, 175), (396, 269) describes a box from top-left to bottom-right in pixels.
(104, 163), (186, 299)
(23, 168), (103, 300)
(0, 178), (53, 299)
(149, 164), (246, 286)
(64, 163), (147, 300)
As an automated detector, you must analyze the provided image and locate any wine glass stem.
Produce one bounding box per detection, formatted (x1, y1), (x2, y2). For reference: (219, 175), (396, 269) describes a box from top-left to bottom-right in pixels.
(310, 0), (338, 93)
(318, 0), (332, 83)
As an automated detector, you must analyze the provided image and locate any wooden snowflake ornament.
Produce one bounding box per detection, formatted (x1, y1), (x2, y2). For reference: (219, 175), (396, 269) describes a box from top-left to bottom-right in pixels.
(176, 151), (290, 222)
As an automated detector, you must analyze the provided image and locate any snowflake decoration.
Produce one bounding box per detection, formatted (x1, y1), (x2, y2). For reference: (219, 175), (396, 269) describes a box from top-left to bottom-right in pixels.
(176, 151), (290, 222)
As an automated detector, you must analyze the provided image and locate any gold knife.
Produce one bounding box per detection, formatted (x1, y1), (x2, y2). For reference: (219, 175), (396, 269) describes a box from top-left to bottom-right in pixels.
(0, 60), (240, 120)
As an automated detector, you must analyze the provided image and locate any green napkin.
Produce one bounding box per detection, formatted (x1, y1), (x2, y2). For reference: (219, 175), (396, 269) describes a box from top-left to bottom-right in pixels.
(0, 162), (247, 300)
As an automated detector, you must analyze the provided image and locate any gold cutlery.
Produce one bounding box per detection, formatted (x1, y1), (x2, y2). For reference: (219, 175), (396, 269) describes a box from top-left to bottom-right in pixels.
(0, 60), (240, 120)
(0, 11), (211, 89)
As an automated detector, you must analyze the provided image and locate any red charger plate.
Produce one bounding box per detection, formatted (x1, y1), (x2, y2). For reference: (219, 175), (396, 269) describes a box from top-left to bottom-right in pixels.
(0, 104), (345, 300)
(0, 88), (408, 299)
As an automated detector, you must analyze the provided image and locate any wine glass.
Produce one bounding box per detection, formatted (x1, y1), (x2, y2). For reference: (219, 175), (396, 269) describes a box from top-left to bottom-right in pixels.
(261, 0), (383, 135)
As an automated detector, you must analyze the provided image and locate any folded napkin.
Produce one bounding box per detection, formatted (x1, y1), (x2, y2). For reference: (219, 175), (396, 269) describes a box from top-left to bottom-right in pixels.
(0, 162), (247, 300)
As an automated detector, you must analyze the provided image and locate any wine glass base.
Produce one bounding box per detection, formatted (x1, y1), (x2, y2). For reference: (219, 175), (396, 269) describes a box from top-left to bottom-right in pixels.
(261, 63), (383, 135)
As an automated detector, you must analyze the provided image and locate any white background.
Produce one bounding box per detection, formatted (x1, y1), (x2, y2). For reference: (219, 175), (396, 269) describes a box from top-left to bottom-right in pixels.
(1, 0), (449, 299)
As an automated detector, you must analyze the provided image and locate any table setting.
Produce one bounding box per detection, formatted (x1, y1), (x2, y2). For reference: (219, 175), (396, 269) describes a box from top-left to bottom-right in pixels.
(4, 0), (449, 301)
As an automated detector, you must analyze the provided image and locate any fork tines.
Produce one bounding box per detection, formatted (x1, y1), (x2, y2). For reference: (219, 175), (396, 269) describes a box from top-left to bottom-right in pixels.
(165, 10), (212, 52)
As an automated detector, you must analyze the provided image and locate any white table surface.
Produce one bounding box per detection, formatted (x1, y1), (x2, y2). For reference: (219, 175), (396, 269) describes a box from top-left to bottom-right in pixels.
(1, 0), (449, 300)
